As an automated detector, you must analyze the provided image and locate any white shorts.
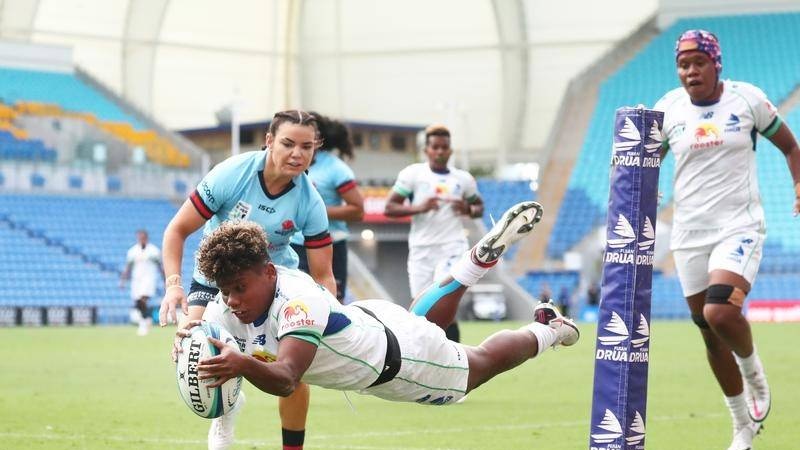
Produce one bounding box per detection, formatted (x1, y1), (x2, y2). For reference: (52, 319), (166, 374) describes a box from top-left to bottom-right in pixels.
(672, 227), (765, 297)
(357, 300), (469, 405)
(408, 240), (469, 298)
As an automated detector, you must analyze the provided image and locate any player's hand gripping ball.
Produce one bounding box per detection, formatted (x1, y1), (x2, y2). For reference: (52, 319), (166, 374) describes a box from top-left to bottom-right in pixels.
(176, 322), (242, 418)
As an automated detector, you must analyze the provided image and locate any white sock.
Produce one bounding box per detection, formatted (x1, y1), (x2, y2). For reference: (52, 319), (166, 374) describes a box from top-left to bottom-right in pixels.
(526, 322), (557, 357)
(734, 347), (763, 380)
(449, 252), (490, 287)
(724, 393), (750, 430)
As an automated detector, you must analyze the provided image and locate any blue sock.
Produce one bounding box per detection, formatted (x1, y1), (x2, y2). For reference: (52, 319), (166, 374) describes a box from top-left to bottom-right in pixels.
(410, 278), (463, 317)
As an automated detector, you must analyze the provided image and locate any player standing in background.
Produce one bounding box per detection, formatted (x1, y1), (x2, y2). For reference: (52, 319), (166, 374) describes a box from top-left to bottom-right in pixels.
(120, 229), (161, 336)
(291, 112), (364, 303)
(384, 124), (484, 342)
(159, 110), (335, 450)
(655, 29), (800, 450)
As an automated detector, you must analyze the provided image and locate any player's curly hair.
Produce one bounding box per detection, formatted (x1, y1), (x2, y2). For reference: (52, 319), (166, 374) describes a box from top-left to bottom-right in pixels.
(196, 221), (271, 285)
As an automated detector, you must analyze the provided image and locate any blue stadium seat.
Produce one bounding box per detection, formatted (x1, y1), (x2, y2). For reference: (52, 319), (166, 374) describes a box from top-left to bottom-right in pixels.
(548, 12), (800, 259)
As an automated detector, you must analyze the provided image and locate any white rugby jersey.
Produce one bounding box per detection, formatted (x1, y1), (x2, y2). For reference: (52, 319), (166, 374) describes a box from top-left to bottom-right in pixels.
(210, 266), (389, 391)
(391, 163), (479, 247)
(126, 243), (161, 299)
(655, 80), (782, 231)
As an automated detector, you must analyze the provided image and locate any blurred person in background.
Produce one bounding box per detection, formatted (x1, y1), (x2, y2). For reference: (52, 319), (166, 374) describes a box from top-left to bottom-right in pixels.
(120, 229), (161, 336)
(384, 124), (484, 343)
(291, 112), (364, 303)
(160, 110), (335, 450)
(655, 29), (800, 450)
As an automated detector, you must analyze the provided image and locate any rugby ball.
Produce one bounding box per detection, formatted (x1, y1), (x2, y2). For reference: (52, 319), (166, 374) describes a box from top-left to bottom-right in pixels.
(176, 322), (242, 419)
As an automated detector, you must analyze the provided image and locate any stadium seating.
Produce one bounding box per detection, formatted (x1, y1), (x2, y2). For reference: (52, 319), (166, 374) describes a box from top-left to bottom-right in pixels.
(651, 271), (800, 319)
(0, 194), (200, 323)
(0, 67), (145, 128)
(517, 270), (579, 303)
(548, 12), (800, 259)
(0, 66), (191, 167)
(0, 130), (58, 162)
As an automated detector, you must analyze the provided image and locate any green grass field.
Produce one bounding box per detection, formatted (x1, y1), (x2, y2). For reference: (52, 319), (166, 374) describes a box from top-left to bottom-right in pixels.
(1, 321), (798, 449)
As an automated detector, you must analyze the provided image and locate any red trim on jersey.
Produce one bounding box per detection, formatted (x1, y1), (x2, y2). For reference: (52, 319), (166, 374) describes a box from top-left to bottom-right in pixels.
(189, 190), (214, 220)
(304, 232), (333, 249)
(336, 179), (357, 194)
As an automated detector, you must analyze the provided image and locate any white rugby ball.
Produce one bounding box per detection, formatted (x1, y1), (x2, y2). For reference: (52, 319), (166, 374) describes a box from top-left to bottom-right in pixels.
(176, 322), (242, 419)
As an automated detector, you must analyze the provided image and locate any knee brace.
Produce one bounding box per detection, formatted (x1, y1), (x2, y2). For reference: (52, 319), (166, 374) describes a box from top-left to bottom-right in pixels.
(706, 284), (746, 308)
(691, 313), (710, 329)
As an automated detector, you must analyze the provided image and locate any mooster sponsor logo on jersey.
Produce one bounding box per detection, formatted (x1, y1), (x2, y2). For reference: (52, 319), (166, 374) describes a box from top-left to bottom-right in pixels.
(596, 311), (650, 363)
(604, 214), (655, 266)
(611, 117), (661, 168)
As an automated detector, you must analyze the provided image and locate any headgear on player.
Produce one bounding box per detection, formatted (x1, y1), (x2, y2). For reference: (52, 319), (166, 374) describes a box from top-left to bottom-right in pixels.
(675, 29), (722, 74)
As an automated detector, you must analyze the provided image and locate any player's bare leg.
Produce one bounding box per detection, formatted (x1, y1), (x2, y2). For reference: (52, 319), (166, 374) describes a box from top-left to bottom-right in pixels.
(464, 301), (578, 392)
(279, 383), (310, 450)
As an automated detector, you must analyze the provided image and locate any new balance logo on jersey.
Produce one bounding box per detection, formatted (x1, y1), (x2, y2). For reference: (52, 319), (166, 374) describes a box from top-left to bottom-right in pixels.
(699, 111), (714, 119)
(626, 411), (647, 446)
(591, 409), (623, 444)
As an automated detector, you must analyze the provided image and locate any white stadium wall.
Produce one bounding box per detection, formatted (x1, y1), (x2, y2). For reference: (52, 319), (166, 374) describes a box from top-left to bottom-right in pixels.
(16, 0), (789, 168)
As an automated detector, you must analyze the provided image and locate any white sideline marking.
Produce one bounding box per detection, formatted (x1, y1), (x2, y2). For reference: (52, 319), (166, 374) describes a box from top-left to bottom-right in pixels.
(0, 412), (727, 449)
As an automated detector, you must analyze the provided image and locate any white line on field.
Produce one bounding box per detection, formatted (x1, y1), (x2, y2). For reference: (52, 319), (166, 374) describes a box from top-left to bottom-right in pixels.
(0, 412), (727, 449)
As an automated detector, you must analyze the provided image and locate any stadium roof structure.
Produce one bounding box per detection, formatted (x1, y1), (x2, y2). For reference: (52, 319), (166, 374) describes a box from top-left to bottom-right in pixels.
(0, 0), (659, 167)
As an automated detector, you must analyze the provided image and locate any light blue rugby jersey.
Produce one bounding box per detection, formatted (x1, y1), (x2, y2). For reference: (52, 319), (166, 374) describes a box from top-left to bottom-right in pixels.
(290, 150), (357, 245)
(189, 151), (331, 286)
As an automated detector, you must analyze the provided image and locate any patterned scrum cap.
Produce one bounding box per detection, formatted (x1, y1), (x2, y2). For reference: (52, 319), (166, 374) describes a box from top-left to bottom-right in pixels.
(675, 29), (722, 73)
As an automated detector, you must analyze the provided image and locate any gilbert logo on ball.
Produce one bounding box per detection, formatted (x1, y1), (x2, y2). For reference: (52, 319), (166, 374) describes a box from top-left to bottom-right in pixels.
(176, 322), (242, 419)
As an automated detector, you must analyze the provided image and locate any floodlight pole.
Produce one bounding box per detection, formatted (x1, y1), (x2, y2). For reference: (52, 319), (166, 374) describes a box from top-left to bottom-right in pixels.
(231, 98), (240, 156)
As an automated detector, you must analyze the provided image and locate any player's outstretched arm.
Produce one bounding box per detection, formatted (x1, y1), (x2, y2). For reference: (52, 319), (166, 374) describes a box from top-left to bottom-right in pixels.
(203, 336), (317, 397)
(159, 200), (207, 326)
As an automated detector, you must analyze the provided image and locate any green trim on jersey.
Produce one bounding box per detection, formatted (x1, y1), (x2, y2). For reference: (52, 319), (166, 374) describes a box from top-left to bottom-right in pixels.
(283, 331), (321, 346)
(282, 327), (321, 340)
(400, 356), (469, 371)
(318, 341), (381, 376)
(392, 185), (412, 197)
(394, 376), (467, 394)
(762, 116), (782, 138)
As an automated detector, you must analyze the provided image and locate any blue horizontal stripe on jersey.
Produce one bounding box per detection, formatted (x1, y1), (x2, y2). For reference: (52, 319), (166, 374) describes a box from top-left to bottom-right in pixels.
(322, 311), (351, 336)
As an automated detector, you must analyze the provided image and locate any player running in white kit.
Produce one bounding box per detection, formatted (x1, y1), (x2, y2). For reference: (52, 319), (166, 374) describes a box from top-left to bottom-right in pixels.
(655, 29), (800, 450)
